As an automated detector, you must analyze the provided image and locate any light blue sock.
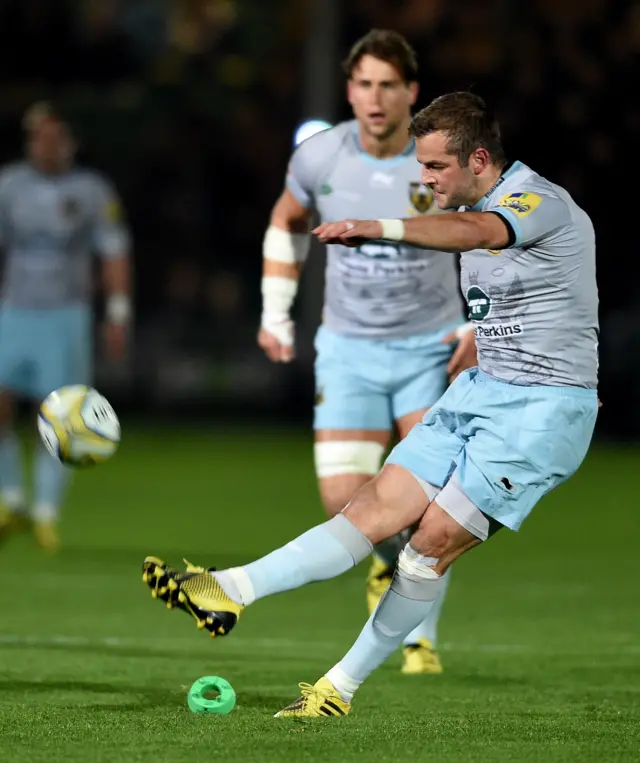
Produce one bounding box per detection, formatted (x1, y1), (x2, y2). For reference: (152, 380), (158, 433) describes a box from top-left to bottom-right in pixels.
(0, 430), (26, 511)
(33, 445), (70, 521)
(403, 566), (451, 646)
(326, 546), (447, 700)
(214, 514), (373, 604)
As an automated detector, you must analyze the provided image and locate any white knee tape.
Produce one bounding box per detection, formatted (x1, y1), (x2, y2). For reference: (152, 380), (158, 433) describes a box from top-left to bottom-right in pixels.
(397, 545), (441, 581)
(314, 441), (385, 478)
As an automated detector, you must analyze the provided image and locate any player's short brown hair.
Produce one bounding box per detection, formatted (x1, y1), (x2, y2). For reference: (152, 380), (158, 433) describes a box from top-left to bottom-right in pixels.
(409, 92), (506, 167)
(342, 29), (418, 84)
(22, 101), (69, 132)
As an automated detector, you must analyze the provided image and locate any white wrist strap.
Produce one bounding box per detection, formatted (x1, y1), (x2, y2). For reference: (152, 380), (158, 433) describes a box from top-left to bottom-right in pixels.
(106, 294), (132, 324)
(263, 225), (310, 264)
(261, 276), (298, 319)
(378, 219), (405, 241)
(261, 277), (296, 348)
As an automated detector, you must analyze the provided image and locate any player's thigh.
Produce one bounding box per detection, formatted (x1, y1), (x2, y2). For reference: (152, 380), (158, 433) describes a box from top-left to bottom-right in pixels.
(33, 307), (92, 398)
(342, 462), (431, 544)
(395, 407), (428, 440)
(385, 370), (475, 496)
(442, 373), (599, 533)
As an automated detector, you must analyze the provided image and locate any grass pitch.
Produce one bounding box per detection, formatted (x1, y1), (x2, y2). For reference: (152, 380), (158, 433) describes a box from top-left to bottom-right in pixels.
(0, 426), (638, 762)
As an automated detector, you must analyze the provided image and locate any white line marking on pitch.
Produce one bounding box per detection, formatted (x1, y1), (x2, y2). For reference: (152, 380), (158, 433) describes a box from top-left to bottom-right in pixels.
(0, 633), (637, 656)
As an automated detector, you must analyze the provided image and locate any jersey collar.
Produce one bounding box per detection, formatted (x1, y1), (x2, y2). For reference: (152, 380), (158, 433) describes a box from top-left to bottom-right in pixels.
(351, 122), (415, 167)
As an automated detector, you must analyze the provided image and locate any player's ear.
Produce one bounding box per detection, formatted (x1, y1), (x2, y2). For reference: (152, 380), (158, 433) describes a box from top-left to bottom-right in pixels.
(469, 147), (490, 176)
(408, 81), (419, 106)
(346, 78), (356, 108)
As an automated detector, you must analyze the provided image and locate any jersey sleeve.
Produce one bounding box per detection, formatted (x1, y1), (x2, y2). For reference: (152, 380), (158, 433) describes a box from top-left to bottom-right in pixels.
(285, 127), (340, 209)
(285, 139), (319, 208)
(90, 176), (131, 258)
(490, 190), (568, 248)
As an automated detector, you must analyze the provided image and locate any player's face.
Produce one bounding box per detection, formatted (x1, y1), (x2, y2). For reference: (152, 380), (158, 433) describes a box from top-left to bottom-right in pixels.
(416, 131), (481, 209)
(347, 55), (417, 141)
(28, 119), (75, 173)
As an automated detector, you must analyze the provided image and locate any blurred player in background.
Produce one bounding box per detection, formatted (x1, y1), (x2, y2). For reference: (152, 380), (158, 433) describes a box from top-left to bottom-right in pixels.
(257, 30), (476, 675)
(0, 102), (132, 551)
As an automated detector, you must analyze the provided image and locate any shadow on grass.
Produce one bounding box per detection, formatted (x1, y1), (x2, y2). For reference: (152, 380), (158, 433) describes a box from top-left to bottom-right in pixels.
(0, 678), (185, 711)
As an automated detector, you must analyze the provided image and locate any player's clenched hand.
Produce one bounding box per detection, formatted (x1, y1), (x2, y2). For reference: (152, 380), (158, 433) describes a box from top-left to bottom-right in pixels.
(258, 320), (295, 363)
(313, 219), (383, 246)
(442, 326), (477, 383)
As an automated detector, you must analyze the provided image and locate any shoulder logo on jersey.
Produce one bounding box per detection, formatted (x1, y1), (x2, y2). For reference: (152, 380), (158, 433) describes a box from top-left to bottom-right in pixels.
(497, 192), (541, 217)
(104, 199), (123, 223)
(466, 285), (491, 321)
(319, 183), (333, 196)
(409, 182), (434, 214)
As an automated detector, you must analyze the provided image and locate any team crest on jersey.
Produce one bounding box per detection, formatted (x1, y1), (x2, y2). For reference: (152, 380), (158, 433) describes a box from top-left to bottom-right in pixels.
(409, 182), (434, 214)
(61, 198), (80, 220)
(497, 192), (541, 217)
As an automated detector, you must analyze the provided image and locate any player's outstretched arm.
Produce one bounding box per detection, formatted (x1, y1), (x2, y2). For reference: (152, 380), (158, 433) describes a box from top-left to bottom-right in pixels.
(259, 188), (312, 363)
(313, 211), (512, 253)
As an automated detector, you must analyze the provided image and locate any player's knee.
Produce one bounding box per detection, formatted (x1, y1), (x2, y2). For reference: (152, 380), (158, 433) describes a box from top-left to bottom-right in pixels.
(0, 391), (14, 430)
(315, 440), (384, 515)
(318, 484), (358, 517)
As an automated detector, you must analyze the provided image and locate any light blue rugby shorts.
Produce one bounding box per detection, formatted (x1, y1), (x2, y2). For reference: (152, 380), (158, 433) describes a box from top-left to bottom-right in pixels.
(0, 305), (92, 400)
(313, 323), (462, 431)
(386, 367), (598, 531)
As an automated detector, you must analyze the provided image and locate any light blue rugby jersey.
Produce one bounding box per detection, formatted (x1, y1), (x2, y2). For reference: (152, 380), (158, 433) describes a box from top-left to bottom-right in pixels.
(0, 161), (130, 308)
(461, 161), (599, 388)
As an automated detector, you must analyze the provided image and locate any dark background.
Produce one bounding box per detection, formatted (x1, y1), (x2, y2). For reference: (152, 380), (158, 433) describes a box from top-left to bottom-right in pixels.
(0, 0), (637, 437)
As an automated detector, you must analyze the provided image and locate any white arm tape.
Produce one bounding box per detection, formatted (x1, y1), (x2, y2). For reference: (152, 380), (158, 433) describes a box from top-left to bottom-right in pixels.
(263, 225), (310, 264)
(106, 293), (132, 324)
(378, 218), (405, 241)
(455, 322), (475, 340)
(261, 275), (298, 319)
